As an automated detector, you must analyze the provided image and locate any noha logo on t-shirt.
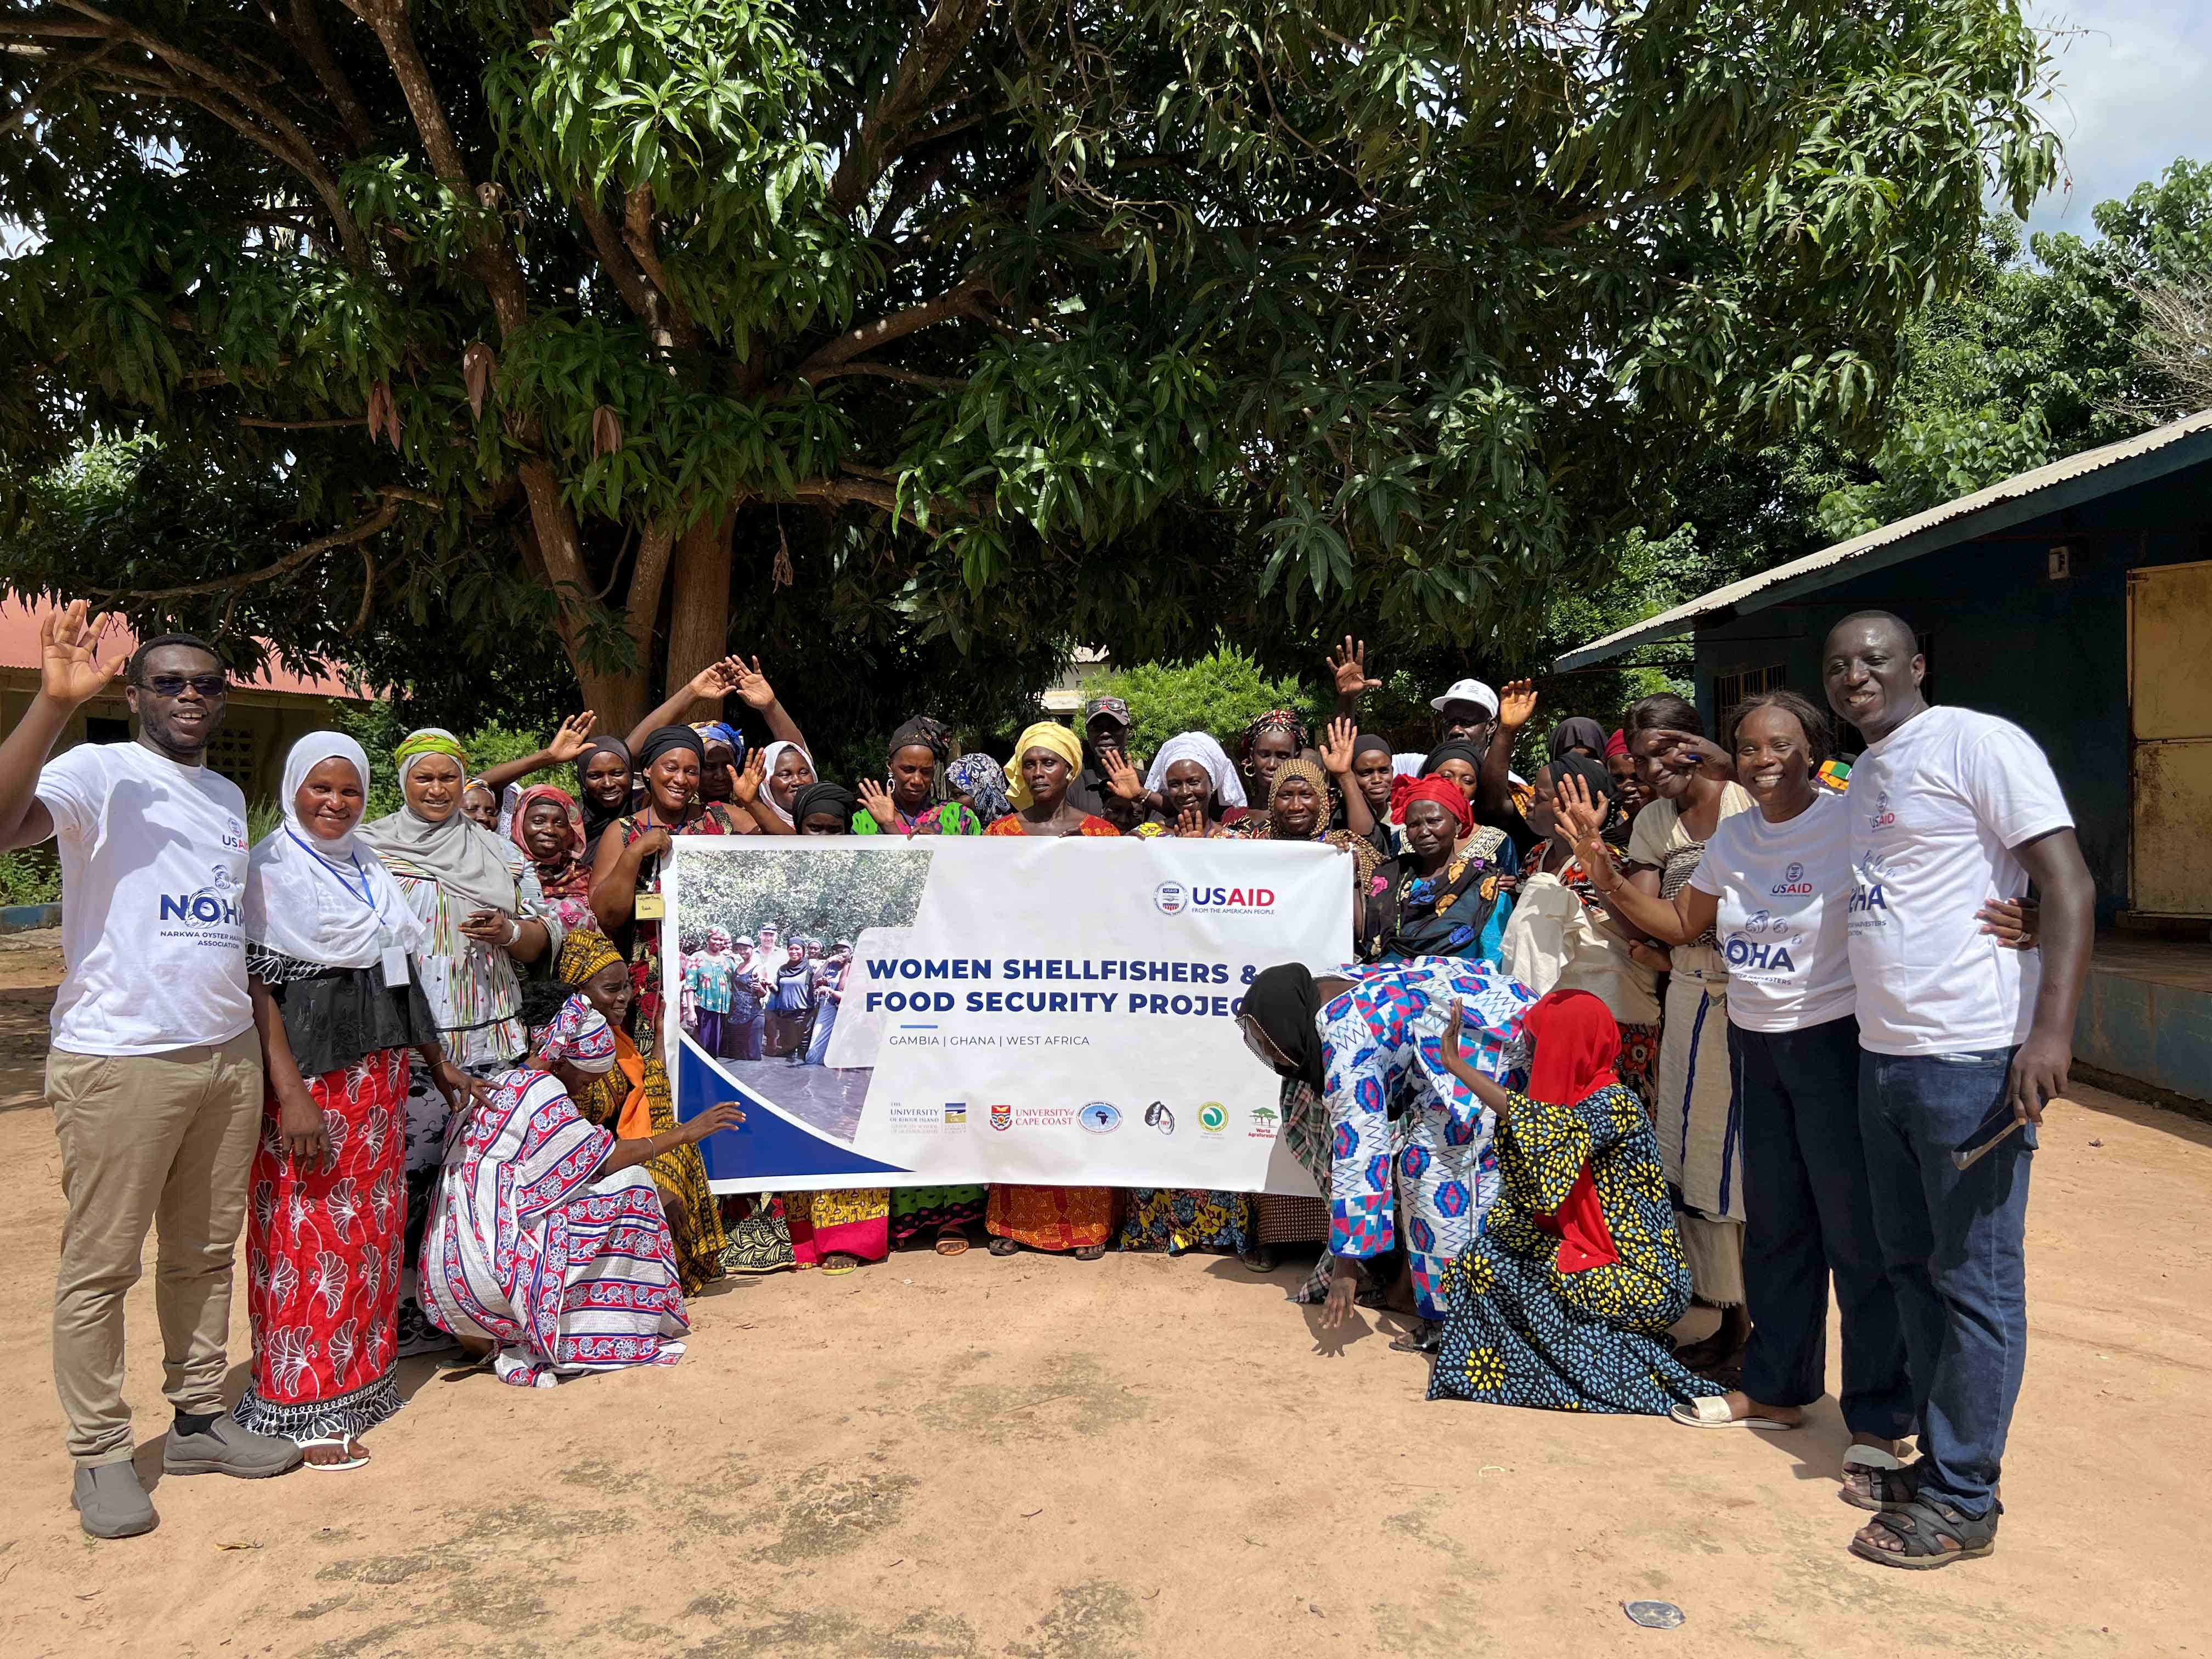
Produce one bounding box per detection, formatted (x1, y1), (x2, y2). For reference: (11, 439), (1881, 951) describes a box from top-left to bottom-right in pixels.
(159, 863), (242, 930)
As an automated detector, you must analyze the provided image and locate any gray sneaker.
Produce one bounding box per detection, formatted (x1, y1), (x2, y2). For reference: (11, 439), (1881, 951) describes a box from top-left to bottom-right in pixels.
(163, 1417), (303, 1479)
(72, 1464), (157, 1539)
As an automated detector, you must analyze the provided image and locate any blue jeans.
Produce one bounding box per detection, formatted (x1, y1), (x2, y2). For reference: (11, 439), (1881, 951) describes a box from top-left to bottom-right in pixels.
(804, 999), (839, 1066)
(1858, 1047), (2036, 1517)
(1731, 1017), (1910, 1437)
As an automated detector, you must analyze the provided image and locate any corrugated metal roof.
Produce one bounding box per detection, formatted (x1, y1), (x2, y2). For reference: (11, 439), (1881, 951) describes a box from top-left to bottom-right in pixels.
(1557, 407), (2212, 670)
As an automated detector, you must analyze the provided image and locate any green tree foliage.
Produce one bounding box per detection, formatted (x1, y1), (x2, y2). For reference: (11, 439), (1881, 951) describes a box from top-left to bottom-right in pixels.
(1089, 647), (1314, 759)
(1814, 161), (2212, 539)
(1, 0), (2055, 751)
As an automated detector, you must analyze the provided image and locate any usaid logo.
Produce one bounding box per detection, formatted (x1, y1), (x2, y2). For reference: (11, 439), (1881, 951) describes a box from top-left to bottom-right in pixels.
(221, 817), (249, 853)
(1868, 789), (1897, 832)
(1770, 859), (1815, 896)
(1153, 882), (1189, 915)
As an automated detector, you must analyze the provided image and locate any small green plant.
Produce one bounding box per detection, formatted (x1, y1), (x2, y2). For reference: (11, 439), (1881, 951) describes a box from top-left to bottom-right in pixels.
(1090, 650), (1326, 761)
(0, 848), (62, 907)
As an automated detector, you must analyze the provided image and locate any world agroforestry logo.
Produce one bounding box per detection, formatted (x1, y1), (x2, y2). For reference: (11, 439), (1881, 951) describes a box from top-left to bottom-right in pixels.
(1248, 1105), (1279, 1141)
(989, 1103), (1013, 1132)
(1153, 882), (1189, 915)
(1144, 1101), (1176, 1136)
(1197, 1102), (1228, 1136)
(1078, 1102), (1123, 1135)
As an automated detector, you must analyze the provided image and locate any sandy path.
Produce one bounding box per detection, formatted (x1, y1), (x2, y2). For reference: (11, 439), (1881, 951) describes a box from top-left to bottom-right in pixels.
(0, 961), (2204, 1656)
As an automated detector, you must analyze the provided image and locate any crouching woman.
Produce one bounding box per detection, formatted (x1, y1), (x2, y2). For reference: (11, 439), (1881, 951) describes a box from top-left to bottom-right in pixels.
(422, 996), (741, 1387)
(1427, 989), (1724, 1416)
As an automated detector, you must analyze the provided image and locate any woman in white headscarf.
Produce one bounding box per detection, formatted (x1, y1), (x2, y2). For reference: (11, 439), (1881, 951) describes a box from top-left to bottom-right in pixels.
(422, 995), (743, 1387)
(232, 733), (479, 1469)
(356, 727), (563, 1355)
(1136, 732), (1249, 838)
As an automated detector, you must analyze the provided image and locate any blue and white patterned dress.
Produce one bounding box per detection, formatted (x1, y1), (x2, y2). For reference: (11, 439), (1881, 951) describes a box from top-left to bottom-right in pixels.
(1305, 961), (1533, 1320)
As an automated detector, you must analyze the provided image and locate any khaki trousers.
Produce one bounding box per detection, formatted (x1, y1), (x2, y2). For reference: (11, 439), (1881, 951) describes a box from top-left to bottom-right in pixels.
(47, 1032), (263, 1467)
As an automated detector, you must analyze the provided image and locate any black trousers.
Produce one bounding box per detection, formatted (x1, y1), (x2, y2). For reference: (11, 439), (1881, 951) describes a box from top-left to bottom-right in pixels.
(1730, 1014), (1912, 1438)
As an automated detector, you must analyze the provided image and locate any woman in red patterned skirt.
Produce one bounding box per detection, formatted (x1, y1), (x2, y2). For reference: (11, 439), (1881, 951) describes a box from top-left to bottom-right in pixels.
(234, 734), (479, 1469)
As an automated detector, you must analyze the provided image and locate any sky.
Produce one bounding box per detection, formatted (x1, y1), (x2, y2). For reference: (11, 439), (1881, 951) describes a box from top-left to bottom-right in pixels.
(2023, 2), (2212, 236)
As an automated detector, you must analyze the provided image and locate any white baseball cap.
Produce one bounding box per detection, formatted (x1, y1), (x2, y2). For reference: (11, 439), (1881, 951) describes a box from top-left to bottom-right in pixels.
(1430, 678), (1500, 718)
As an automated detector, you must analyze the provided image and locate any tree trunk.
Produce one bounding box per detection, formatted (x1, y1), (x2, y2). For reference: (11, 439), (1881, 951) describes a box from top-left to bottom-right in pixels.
(514, 464), (651, 729)
(664, 506), (736, 719)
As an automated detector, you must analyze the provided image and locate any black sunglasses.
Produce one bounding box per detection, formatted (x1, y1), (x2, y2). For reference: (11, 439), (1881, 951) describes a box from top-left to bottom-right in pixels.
(140, 673), (230, 698)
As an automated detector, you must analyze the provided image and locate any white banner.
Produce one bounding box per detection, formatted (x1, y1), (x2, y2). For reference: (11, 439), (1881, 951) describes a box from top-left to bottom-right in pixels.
(662, 836), (1351, 1194)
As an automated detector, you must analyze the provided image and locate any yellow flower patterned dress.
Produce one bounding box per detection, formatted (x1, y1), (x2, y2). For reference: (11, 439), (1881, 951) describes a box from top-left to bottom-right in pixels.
(1429, 1081), (1724, 1414)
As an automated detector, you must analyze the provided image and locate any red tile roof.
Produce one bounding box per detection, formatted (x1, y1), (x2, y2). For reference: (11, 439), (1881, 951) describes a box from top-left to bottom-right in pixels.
(0, 600), (375, 700)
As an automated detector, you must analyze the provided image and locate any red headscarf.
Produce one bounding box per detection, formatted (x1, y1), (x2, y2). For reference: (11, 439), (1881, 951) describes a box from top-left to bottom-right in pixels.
(510, 783), (591, 901)
(1393, 774), (1474, 837)
(1604, 727), (1629, 760)
(1517, 989), (1623, 1273)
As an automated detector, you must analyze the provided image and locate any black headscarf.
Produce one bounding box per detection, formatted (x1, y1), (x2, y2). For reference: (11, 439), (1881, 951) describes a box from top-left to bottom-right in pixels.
(1240, 964), (1326, 1093)
(1419, 740), (1486, 777)
(1542, 752), (1616, 808)
(1351, 732), (1394, 763)
(791, 780), (857, 830)
(887, 715), (953, 764)
(574, 735), (634, 862)
(637, 725), (705, 770)
(1547, 717), (1609, 763)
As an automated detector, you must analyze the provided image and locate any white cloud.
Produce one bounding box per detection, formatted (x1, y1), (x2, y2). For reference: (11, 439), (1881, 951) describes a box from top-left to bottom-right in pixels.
(2023, 2), (2212, 235)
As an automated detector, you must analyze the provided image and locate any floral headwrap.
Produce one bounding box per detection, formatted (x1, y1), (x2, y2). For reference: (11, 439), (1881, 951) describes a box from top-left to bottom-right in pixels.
(537, 991), (617, 1075)
(1239, 708), (1310, 763)
(946, 752), (1013, 822)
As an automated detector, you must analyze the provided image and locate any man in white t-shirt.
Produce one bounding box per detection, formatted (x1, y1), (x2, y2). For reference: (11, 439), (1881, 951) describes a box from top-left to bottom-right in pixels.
(0, 603), (301, 1539)
(1824, 610), (2094, 1570)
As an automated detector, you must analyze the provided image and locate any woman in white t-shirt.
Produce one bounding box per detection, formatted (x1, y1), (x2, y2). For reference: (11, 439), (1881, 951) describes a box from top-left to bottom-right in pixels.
(1559, 692), (1913, 1496)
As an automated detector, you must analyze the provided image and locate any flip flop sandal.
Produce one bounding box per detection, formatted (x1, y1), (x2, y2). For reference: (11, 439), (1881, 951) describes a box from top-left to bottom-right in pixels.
(1668, 1396), (1801, 1430)
(1849, 1497), (1998, 1570)
(1388, 1321), (1443, 1355)
(1240, 1248), (1276, 1273)
(821, 1255), (861, 1276)
(1839, 1447), (1917, 1512)
(933, 1229), (970, 1257)
(988, 1237), (1021, 1256)
(299, 1436), (370, 1472)
(1072, 1244), (1107, 1261)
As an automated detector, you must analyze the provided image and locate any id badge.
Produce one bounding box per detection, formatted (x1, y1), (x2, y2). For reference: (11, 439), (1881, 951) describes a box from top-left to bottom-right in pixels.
(634, 893), (665, 921)
(381, 946), (411, 988)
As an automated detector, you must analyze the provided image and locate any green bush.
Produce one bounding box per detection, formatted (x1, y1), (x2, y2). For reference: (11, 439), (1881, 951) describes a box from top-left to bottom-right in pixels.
(1090, 649), (1327, 762)
(0, 848), (61, 907)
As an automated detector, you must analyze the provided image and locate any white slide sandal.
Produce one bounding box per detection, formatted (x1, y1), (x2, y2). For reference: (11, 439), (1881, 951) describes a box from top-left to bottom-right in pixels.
(1668, 1396), (1801, 1430)
(298, 1435), (370, 1471)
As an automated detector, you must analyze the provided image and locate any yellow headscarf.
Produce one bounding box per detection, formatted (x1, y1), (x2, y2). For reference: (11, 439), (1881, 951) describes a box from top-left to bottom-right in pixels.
(1003, 720), (1085, 809)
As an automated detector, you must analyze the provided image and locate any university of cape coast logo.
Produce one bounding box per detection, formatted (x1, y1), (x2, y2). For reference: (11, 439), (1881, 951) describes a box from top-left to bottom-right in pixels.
(989, 1103), (1013, 1132)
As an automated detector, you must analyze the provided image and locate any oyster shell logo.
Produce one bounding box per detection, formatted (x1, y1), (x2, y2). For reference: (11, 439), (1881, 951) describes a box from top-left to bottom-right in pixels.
(1144, 1101), (1176, 1136)
(1197, 1102), (1228, 1135)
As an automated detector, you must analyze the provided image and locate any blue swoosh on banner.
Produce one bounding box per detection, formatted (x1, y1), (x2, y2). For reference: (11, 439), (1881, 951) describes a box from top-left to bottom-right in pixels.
(675, 1036), (914, 1182)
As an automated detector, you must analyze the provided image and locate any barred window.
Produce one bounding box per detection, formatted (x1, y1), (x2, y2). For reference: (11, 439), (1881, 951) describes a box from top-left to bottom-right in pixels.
(1711, 663), (1787, 718)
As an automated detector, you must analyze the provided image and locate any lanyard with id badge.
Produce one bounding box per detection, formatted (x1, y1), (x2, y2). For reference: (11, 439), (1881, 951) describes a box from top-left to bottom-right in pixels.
(291, 830), (412, 986)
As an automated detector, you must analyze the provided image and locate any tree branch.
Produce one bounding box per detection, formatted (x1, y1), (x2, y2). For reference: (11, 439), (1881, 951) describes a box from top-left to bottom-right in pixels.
(574, 191), (658, 322)
(53, 0), (369, 264)
(284, 0), (374, 154)
(803, 361), (969, 391)
(827, 0), (991, 216)
(623, 184), (700, 349)
(795, 274), (992, 375)
(91, 493), (423, 600)
(787, 472), (982, 533)
(237, 414), (363, 429)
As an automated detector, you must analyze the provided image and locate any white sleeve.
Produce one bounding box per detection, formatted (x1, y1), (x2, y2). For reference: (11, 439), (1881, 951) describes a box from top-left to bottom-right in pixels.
(1960, 719), (2073, 850)
(32, 746), (105, 843)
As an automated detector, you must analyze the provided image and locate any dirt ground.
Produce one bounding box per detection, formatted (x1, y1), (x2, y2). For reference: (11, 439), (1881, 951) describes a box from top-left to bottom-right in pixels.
(0, 933), (2206, 1658)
